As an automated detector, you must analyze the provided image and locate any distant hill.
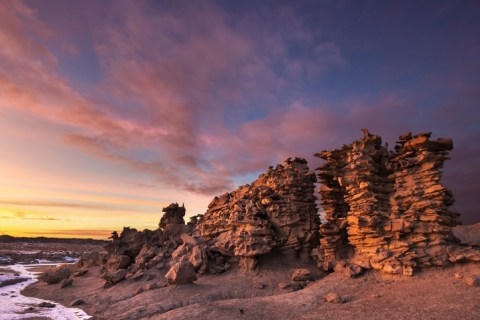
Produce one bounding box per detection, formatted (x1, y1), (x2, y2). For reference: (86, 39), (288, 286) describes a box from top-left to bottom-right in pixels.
(0, 235), (107, 245)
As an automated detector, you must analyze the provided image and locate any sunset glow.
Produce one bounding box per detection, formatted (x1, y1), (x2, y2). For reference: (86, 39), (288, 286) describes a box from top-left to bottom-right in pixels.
(1, 0), (479, 238)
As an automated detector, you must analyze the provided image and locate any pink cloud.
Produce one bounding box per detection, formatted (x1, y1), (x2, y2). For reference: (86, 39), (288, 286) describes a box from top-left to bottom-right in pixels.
(1, 1), (477, 224)
(1, 0), (347, 195)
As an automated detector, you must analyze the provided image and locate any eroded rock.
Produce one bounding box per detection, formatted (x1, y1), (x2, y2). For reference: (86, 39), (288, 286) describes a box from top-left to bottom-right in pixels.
(165, 260), (197, 285)
(312, 130), (471, 275)
(197, 158), (319, 271)
(291, 268), (312, 281)
(103, 269), (127, 284)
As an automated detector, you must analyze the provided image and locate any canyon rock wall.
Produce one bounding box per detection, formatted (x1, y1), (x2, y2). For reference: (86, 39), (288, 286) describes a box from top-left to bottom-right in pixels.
(313, 130), (478, 275)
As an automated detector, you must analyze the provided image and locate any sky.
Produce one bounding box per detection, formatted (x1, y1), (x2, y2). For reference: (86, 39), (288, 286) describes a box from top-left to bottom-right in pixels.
(1, 0), (479, 239)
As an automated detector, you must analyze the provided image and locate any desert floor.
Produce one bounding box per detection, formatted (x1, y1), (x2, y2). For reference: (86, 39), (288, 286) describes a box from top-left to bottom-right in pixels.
(22, 260), (480, 320)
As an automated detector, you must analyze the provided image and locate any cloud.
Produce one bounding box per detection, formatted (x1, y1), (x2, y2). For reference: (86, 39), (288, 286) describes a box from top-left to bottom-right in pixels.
(23, 229), (113, 238)
(0, 211), (61, 221)
(0, 200), (141, 212)
(0, 0), (346, 195)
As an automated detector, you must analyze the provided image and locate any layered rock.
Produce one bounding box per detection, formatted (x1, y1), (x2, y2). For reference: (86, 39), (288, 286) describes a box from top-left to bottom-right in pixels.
(159, 203), (186, 229)
(196, 158), (319, 270)
(313, 130), (476, 275)
(384, 132), (460, 272)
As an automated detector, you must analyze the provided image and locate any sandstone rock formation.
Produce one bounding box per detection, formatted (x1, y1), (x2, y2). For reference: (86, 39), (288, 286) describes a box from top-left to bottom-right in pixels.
(83, 132), (478, 290)
(196, 157), (319, 270)
(313, 130), (479, 275)
(159, 203), (186, 229)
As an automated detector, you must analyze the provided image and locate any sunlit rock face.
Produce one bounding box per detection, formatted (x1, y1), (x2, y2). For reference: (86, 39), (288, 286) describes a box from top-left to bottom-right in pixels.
(196, 157), (320, 270)
(312, 129), (474, 275)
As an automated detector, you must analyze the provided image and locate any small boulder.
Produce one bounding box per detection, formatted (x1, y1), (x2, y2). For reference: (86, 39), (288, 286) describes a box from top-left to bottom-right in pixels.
(106, 255), (131, 272)
(324, 293), (351, 303)
(145, 282), (158, 290)
(59, 278), (73, 288)
(165, 260), (197, 285)
(278, 281), (303, 291)
(181, 233), (198, 246)
(103, 269), (127, 284)
(291, 268), (312, 282)
(343, 264), (363, 278)
(39, 266), (71, 284)
(132, 270), (145, 281)
(188, 245), (204, 270)
(462, 275), (480, 287)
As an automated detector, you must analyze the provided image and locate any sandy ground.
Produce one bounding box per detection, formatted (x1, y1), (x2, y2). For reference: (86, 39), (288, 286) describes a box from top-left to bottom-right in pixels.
(22, 260), (480, 320)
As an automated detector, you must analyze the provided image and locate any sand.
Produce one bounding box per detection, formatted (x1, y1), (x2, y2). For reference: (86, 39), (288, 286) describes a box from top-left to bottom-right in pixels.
(22, 261), (480, 320)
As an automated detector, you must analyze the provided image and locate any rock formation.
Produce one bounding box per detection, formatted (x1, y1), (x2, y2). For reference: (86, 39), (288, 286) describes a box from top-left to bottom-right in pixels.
(196, 157), (319, 270)
(159, 203), (186, 229)
(313, 129), (479, 275)
(79, 131), (478, 290)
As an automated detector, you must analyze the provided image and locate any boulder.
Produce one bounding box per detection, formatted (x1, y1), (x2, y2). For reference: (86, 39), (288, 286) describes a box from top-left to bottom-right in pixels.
(59, 278), (73, 288)
(462, 275), (480, 287)
(106, 255), (130, 272)
(165, 260), (197, 285)
(103, 269), (127, 284)
(39, 266), (71, 284)
(324, 293), (343, 303)
(291, 268), (312, 282)
(447, 245), (480, 262)
(453, 223), (480, 246)
(77, 251), (107, 269)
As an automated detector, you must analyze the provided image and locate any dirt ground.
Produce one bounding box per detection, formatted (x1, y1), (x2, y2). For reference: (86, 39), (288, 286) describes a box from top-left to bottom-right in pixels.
(22, 260), (480, 320)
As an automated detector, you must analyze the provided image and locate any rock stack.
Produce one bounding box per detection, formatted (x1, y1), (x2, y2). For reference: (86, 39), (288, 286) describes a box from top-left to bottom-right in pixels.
(196, 158), (319, 270)
(159, 203), (186, 229)
(313, 130), (477, 275)
(311, 148), (351, 271)
(384, 132), (460, 271)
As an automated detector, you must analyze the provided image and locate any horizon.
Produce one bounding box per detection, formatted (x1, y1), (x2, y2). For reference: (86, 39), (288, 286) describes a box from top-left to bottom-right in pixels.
(1, 0), (479, 238)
